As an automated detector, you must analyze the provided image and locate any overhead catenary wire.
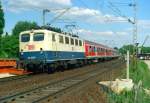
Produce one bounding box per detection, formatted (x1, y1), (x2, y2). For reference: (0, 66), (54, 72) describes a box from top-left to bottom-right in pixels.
(76, 0), (128, 46)
(93, 0), (105, 11)
(139, 35), (149, 54)
(104, 0), (134, 47)
(106, 1), (131, 22)
(109, 2), (133, 6)
(141, 35), (149, 47)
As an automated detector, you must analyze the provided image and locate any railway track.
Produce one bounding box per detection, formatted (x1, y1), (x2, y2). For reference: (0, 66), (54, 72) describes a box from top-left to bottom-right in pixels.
(0, 61), (124, 103)
(0, 74), (31, 84)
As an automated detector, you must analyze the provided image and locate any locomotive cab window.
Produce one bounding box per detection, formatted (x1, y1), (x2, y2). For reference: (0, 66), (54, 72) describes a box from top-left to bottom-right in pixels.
(21, 34), (30, 42)
(33, 33), (44, 41)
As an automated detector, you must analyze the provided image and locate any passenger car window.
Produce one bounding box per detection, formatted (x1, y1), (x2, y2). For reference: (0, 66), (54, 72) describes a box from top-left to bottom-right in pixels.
(75, 39), (78, 46)
(71, 38), (74, 45)
(21, 34), (30, 42)
(79, 40), (82, 46)
(65, 37), (69, 44)
(89, 46), (91, 52)
(59, 35), (64, 43)
(52, 34), (55, 41)
(33, 33), (44, 41)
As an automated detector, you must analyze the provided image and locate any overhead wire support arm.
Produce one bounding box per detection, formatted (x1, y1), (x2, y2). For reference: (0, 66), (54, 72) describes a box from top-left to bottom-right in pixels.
(43, 9), (51, 26)
(139, 35), (149, 54)
(49, 8), (71, 25)
(42, 8), (71, 26)
(109, 2), (133, 6)
(141, 35), (149, 47)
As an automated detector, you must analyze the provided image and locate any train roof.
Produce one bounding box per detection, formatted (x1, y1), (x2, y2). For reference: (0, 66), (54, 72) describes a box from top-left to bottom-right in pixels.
(20, 29), (79, 38)
(20, 29), (48, 34)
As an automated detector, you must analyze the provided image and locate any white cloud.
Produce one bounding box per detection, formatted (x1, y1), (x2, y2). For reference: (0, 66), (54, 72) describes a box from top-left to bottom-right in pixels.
(60, 7), (127, 24)
(124, 19), (150, 33)
(74, 28), (130, 47)
(76, 29), (114, 36)
(3, 0), (127, 24)
(76, 28), (129, 36)
(116, 32), (128, 36)
(138, 20), (150, 29)
(3, 0), (72, 12)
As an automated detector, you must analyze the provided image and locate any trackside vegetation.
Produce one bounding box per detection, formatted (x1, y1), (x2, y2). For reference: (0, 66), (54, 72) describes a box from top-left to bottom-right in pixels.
(107, 60), (150, 103)
(0, 21), (39, 58)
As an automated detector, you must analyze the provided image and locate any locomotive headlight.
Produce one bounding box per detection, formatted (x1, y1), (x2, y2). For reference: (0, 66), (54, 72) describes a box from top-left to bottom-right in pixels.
(21, 49), (24, 55)
(21, 52), (24, 55)
(40, 48), (43, 54)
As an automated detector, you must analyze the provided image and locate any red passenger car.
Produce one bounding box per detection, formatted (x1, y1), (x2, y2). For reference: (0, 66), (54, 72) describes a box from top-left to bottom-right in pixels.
(84, 40), (114, 58)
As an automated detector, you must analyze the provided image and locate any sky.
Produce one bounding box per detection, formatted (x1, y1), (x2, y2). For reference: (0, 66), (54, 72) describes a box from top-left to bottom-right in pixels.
(1, 0), (150, 47)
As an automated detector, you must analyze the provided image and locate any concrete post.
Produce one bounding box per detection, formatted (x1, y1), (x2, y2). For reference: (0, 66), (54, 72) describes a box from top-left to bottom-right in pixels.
(127, 51), (130, 79)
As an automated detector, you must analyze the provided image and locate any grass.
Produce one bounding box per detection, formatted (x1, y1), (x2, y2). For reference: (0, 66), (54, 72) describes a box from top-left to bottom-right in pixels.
(107, 60), (150, 103)
(130, 61), (150, 88)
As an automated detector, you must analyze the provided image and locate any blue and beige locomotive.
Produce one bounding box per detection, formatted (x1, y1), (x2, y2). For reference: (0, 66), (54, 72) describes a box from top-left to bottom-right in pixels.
(19, 28), (119, 73)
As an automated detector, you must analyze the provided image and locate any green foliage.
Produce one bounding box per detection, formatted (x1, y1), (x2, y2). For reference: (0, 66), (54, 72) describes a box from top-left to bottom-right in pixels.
(0, 1), (5, 56)
(0, 20), (65, 58)
(12, 21), (39, 37)
(130, 61), (150, 88)
(0, 21), (39, 58)
(0, 35), (18, 58)
(119, 45), (134, 55)
(114, 47), (118, 50)
(140, 47), (150, 54)
(109, 61), (150, 103)
(0, 1), (5, 35)
(119, 45), (150, 55)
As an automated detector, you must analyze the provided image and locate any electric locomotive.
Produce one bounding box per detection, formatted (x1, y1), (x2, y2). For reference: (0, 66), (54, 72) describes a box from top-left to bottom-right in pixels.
(19, 28), (119, 73)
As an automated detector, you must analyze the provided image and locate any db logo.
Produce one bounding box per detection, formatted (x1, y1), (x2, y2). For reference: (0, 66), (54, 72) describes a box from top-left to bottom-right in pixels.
(28, 45), (35, 50)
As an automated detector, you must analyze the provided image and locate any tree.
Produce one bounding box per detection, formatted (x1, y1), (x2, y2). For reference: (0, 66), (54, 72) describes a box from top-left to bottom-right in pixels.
(0, 1), (4, 35)
(114, 47), (118, 50)
(1, 21), (64, 58)
(119, 45), (134, 55)
(10, 21), (39, 58)
(12, 21), (39, 37)
(0, 1), (5, 56)
(140, 47), (150, 54)
(0, 21), (39, 58)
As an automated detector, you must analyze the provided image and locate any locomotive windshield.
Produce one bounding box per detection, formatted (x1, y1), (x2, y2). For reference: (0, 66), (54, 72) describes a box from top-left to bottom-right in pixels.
(21, 34), (30, 42)
(33, 33), (44, 41)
